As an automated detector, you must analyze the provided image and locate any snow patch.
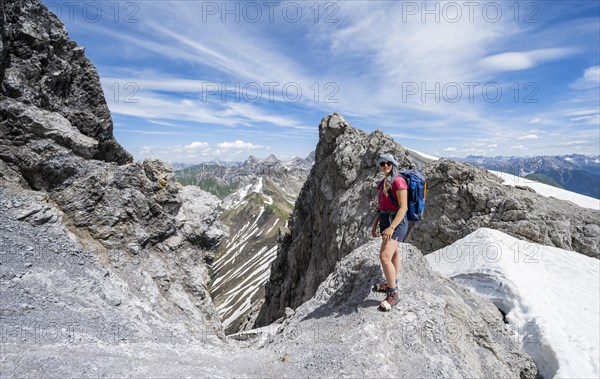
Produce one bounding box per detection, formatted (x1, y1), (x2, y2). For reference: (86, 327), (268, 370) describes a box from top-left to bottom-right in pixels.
(405, 147), (440, 165)
(427, 228), (600, 379)
(489, 170), (600, 210)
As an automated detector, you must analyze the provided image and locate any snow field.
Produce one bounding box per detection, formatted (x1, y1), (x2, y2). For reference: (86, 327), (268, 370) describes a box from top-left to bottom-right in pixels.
(427, 228), (600, 379)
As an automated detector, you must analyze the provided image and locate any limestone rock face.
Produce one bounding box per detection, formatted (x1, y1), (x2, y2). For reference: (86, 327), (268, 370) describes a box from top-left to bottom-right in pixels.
(0, 0), (131, 164)
(177, 185), (229, 250)
(0, 0), (228, 341)
(0, 186), (224, 344)
(265, 240), (537, 379)
(407, 159), (600, 258)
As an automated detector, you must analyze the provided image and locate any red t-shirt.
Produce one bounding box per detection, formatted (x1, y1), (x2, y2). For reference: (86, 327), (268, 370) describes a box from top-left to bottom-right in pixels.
(378, 176), (408, 211)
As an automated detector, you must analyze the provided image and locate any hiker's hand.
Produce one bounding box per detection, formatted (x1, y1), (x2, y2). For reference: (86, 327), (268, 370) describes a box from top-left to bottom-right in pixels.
(382, 227), (394, 241)
(371, 224), (378, 238)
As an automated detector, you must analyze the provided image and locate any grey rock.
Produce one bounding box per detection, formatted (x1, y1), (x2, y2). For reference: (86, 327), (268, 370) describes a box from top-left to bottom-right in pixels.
(0, 0), (229, 344)
(407, 159), (600, 258)
(0, 185), (537, 378)
(177, 185), (228, 250)
(265, 240), (536, 378)
(0, 0), (131, 164)
(0, 181), (226, 342)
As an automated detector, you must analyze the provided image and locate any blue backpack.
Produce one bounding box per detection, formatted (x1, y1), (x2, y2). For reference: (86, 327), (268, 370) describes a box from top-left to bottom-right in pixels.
(380, 169), (428, 221)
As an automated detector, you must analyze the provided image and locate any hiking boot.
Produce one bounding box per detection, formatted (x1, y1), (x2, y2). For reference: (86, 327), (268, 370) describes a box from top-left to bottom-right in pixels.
(378, 289), (399, 311)
(372, 279), (399, 293)
(372, 282), (390, 293)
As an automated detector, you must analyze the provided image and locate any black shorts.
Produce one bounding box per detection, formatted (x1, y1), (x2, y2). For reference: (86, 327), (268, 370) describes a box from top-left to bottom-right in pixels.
(379, 212), (409, 242)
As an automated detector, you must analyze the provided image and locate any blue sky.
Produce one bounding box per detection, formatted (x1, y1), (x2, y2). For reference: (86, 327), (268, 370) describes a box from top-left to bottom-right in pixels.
(44, 0), (599, 163)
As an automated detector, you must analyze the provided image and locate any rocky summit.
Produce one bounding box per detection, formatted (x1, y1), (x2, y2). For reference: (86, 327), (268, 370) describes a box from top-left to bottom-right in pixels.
(263, 240), (537, 378)
(256, 113), (415, 326)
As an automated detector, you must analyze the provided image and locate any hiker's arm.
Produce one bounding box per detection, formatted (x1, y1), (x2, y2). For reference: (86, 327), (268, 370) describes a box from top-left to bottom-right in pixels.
(371, 213), (380, 238)
(382, 189), (408, 241)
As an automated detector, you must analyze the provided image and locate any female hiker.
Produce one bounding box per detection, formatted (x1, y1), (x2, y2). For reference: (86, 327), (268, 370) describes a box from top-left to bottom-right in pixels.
(370, 153), (409, 311)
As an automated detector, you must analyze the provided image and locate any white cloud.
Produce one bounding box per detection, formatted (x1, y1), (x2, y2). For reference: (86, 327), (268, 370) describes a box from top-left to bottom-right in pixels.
(479, 48), (576, 72)
(217, 140), (262, 150)
(518, 134), (541, 140)
(444, 147), (457, 152)
(564, 109), (599, 117)
(571, 66), (600, 89)
(583, 66), (600, 83)
(138, 140), (268, 163)
(570, 116), (594, 122)
(184, 141), (210, 150)
(115, 129), (186, 136)
(77, 1), (599, 159)
(101, 85), (312, 132)
(139, 141), (210, 159)
(555, 140), (588, 147)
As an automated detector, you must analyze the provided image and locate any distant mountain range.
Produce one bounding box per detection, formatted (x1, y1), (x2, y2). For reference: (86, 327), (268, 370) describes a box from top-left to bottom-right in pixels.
(174, 153), (314, 333)
(457, 154), (600, 199)
(174, 153), (314, 199)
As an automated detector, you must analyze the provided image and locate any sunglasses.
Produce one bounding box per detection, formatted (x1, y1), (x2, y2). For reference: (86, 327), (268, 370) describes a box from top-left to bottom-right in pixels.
(379, 161), (393, 167)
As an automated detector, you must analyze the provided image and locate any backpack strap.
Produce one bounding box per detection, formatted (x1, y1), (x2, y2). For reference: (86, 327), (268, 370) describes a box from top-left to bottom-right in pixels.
(378, 178), (399, 207)
(387, 186), (399, 207)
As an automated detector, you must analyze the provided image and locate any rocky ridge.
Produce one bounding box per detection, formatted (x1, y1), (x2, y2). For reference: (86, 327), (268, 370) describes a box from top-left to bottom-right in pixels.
(0, 186), (224, 345)
(0, 0), (130, 165)
(407, 159), (600, 257)
(0, 0), (228, 341)
(458, 154), (600, 199)
(0, 206), (539, 377)
(263, 240), (537, 378)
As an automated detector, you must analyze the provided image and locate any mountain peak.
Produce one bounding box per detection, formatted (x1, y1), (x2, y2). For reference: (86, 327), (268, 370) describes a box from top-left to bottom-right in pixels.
(261, 154), (280, 163)
(244, 155), (259, 165)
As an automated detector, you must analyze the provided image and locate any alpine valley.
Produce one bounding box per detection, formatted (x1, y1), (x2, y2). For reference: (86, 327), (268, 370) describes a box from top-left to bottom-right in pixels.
(174, 154), (314, 333)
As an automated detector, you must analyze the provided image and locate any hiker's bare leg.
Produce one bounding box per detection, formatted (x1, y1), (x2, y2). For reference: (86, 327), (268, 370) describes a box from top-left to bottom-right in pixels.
(392, 246), (401, 281)
(380, 239), (399, 288)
